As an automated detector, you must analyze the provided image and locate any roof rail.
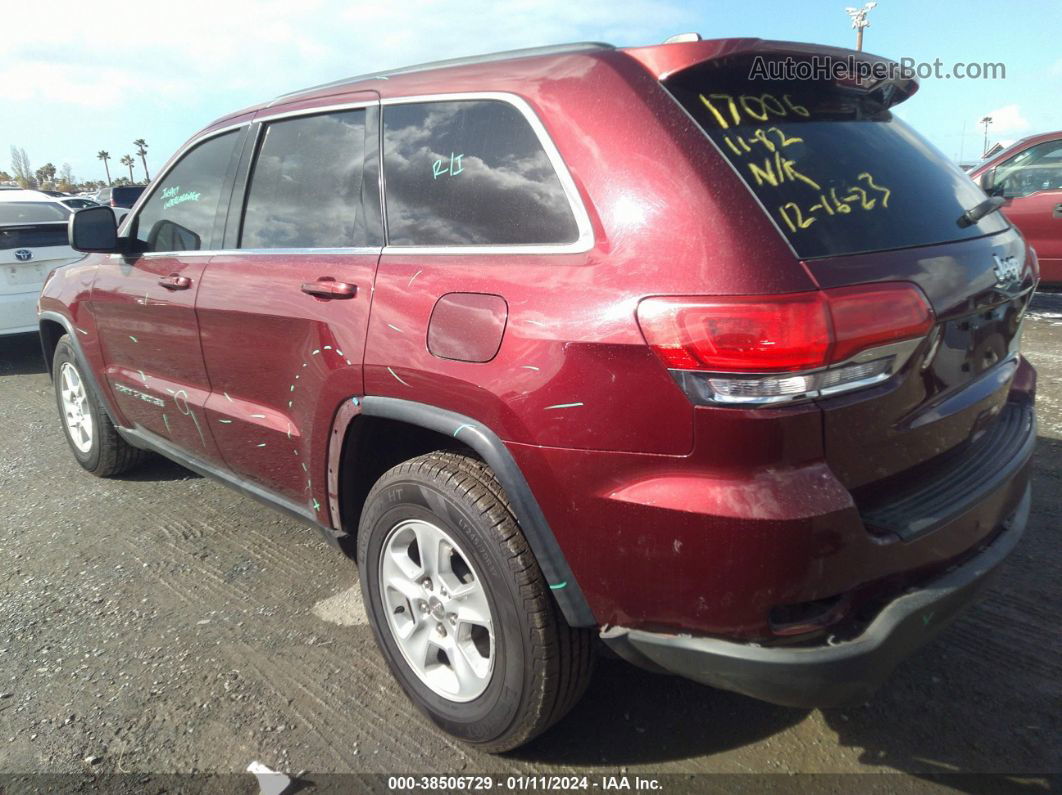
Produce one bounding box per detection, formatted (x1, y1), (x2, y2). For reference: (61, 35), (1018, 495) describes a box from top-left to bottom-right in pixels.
(271, 41), (614, 104)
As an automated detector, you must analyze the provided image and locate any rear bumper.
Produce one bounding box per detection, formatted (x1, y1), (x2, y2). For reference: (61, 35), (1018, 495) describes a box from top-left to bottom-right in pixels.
(601, 486), (1030, 708)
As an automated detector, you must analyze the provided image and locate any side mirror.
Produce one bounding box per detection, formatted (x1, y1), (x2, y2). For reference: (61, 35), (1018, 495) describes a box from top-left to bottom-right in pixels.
(69, 205), (120, 253)
(980, 168), (1005, 197)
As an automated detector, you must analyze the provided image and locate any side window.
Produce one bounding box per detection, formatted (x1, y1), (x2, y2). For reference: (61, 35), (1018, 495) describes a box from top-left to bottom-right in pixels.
(133, 131), (239, 253)
(383, 100), (579, 246)
(241, 109), (371, 249)
(996, 139), (1062, 198)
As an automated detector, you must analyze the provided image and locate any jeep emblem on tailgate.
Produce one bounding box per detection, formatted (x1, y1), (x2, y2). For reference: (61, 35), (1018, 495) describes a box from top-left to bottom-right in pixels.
(14, 249), (32, 262)
(993, 253), (1022, 288)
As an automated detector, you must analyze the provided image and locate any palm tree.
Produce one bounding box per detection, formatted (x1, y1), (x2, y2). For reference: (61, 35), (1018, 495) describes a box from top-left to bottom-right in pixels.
(120, 155), (136, 183)
(133, 139), (150, 181)
(97, 150), (112, 186)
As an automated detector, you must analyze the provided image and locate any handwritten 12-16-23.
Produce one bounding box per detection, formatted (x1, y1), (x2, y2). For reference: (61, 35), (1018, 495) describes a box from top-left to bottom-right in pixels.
(699, 91), (892, 234)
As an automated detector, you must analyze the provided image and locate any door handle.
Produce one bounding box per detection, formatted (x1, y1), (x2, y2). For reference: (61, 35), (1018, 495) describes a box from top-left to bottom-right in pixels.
(158, 274), (192, 290)
(1053, 203), (1062, 218)
(301, 280), (357, 299)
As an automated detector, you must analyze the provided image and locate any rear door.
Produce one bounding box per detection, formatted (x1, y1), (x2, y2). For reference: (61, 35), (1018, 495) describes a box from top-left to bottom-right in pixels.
(991, 137), (1062, 282)
(195, 93), (382, 512)
(90, 127), (246, 462)
(663, 53), (1031, 489)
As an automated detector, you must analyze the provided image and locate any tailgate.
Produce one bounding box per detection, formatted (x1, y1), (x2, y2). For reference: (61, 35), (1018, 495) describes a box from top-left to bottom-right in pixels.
(657, 44), (1033, 490)
(0, 224), (79, 296)
(806, 228), (1034, 489)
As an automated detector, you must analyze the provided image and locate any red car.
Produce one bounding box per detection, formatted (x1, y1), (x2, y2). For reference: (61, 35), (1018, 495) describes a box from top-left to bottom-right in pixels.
(970, 130), (1062, 285)
(40, 38), (1036, 751)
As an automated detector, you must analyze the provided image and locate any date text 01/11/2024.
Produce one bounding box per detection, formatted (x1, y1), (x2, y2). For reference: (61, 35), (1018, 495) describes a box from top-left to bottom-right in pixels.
(386, 775), (664, 791)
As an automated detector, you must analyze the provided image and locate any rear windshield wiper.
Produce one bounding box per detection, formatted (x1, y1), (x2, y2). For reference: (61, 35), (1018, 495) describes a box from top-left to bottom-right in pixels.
(957, 196), (1005, 228)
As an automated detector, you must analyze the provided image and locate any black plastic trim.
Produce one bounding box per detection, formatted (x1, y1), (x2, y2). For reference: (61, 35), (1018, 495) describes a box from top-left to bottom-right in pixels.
(115, 425), (341, 548)
(603, 487), (1030, 708)
(38, 311), (120, 425)
(359, 396), (597, 628)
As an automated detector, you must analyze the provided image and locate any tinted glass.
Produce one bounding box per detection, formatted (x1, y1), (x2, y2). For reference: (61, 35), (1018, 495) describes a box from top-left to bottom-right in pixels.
(133, 132), (238, 253)
(383, 100), (578, 246)
(0, 202), (70, 224)
(241, 110), (369, 248)
(0, 225), (68, 250)
(111, 186), (146, 207)
(665, 58), (1009, 258)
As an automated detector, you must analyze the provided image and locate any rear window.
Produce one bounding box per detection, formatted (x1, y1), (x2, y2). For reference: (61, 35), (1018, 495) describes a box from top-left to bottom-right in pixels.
(111, 186), (145, 207)
(664, 57), (1009, 259)
(0, 224), (68, 250)
(0, 202), (70, 224)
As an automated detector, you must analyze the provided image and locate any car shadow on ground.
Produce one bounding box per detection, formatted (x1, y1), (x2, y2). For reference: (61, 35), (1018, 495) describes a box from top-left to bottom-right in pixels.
(516, 437), (1061, 785)
(513, 656), (808, 765)
(0, 332), (46, 375)
(115, 453), (201, 482)
(820, 436), (1059, 789)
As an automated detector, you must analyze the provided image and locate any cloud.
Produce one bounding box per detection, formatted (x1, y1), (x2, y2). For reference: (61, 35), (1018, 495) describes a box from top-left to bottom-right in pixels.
(3, 0), (687, 180)
(6, 0), (685, 105)
(980, 104), (1030, 135)
(0, 61), (190, 108)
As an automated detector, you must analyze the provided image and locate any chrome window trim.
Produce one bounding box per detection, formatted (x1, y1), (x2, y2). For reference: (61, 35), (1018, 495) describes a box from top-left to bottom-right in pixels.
(127, 92), (594, 258)
(254, 98), (377, 125)
(378, 92), (594, 256)
(138, 246), (381, 259)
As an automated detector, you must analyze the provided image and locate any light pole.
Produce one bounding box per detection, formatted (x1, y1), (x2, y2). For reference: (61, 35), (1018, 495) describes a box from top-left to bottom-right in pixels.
(845, 2), (878, 51)
(980, 116), (993, 158)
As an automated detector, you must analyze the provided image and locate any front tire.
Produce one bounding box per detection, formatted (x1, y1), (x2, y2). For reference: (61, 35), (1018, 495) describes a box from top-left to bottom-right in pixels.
(358, 451), (593, 752)
(52, 334), (145, 477)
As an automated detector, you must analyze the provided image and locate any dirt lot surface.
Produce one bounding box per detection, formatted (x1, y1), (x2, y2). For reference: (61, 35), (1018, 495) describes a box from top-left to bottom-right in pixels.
(1, 295), (1060, 792)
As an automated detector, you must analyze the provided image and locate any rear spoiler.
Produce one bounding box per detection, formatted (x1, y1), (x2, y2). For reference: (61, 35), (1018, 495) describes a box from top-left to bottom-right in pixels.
(621, 37), (919, 110)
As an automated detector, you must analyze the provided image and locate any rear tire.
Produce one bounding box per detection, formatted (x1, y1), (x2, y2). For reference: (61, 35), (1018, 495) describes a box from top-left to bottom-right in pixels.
(52, 334), (146, 477)
(358, 451), (594, 752)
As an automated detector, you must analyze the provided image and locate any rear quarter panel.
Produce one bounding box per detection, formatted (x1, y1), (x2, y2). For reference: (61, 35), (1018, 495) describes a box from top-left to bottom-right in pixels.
(365, 50), (815, 454)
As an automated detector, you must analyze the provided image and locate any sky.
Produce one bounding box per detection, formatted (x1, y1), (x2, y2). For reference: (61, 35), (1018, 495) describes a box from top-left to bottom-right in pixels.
(4, 0), (1061, 184)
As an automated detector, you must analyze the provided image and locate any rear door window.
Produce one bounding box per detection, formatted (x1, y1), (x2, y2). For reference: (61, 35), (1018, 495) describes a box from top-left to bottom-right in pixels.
(0, 203), (69, 224)
(382, 99), (579, 246)
(132, 131), (239, 253)
(664, 57), (1009, 259)
(240, 109), (375, 248)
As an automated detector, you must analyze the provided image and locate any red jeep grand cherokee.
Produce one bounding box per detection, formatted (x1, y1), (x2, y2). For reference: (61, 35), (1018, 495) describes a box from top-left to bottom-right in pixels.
(40, 38), (1036, 751)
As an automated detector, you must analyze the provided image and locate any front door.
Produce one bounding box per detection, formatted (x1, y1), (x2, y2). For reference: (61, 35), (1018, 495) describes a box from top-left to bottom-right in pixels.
(1004, 190), (1062, 280)
(91, 128), (245, 462)
(993, 137), (1062, 282)
(195, 96), (382, 516)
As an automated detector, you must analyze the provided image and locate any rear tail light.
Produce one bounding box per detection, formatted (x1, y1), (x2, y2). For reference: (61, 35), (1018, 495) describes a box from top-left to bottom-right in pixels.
(638, 283), (934, 405)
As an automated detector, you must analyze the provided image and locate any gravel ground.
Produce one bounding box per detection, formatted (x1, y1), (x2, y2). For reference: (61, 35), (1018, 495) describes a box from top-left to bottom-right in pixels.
(0, 295), (1060, 792)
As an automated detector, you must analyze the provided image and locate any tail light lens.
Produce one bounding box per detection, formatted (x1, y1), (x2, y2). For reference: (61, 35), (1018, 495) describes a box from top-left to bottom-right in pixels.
(638, 283), (934, 405)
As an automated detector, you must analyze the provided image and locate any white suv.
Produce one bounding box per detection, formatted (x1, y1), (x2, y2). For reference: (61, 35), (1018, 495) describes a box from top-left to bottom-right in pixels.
(0, 191), (82, 336)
